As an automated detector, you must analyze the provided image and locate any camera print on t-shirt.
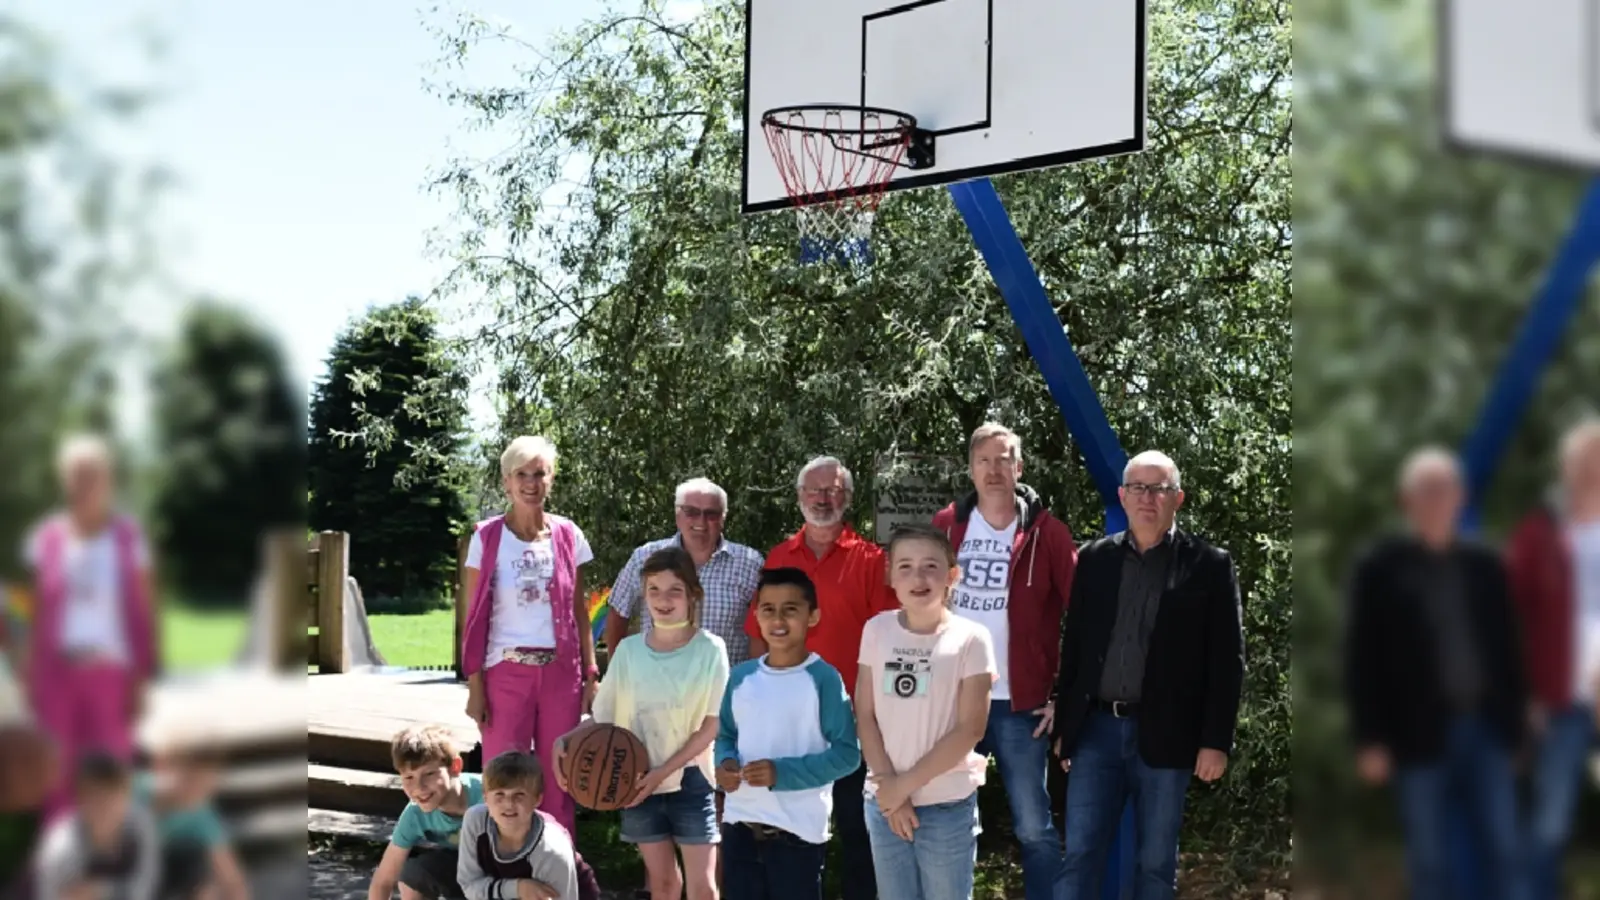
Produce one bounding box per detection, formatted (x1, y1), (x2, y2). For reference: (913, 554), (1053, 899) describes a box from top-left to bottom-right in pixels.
(514, 543), (556, 609)
(881, 648), (934, 699)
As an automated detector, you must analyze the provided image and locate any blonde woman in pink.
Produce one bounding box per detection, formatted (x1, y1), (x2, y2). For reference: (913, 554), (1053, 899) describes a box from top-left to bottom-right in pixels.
(22, 435), (157, 821)
(460, 436), (600, 837)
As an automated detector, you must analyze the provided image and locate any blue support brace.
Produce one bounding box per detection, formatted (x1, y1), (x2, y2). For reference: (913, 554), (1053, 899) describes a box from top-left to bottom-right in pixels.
(1447, 178), (1600, 900)
(947, 177), (1131, 534)
(948, 176), (1133, 898)
(1459, 178), (1600, 523)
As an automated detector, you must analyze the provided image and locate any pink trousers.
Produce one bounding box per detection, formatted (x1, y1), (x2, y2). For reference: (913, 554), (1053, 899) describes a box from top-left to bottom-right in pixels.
(481, 659), (582, 836)
(31, 660), (135, 822)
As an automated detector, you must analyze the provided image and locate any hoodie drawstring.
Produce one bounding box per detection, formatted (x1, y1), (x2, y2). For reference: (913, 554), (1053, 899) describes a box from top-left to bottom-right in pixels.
(1027, 531), (1037, 586)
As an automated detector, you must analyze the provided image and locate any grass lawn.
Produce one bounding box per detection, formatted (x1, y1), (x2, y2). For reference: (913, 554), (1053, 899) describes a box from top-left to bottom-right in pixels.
(161, 603), (251, 670)
(364, 609), (456, 668)
(161, 603), (459, 671)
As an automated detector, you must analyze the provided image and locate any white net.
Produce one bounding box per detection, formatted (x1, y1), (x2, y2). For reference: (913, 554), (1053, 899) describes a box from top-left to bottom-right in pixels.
(761, 106), (914, 265)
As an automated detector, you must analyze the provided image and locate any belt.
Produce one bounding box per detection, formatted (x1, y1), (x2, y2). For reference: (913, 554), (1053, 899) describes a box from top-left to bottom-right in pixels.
(744, 823), (799, 842)
(502, 647), (556, 666)
(1093, 698), (1139, 718)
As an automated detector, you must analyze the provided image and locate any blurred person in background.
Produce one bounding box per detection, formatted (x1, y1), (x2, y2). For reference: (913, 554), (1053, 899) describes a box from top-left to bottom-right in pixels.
(21, 435), (158, 821)
(1344, 447), (1529, 900)
(138, 741), (249, 900)
(1505, 419), (1600, 900)
(0, 639), (56, 894)
(460, 435), (598, 839)
(33, 751), (159, 900)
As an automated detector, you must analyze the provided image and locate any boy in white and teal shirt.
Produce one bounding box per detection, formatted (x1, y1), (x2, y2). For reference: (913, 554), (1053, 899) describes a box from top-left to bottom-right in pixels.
(368, 725), (485, 900)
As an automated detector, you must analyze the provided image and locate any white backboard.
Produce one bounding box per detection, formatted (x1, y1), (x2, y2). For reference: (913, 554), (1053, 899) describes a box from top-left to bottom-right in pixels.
(741, 0), (1147, 214)
(1442, 0), (1600, 169)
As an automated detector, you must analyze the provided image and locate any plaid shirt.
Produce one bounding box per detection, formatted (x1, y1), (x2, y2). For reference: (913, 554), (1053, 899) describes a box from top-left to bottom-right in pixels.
(608, 534), (765, 666)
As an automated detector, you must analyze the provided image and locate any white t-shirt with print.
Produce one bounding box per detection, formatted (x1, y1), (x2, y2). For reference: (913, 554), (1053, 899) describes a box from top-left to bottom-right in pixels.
(467, 522), (594, 668)
(21, 521), (149, 664)
(951, 513), (1016, 701)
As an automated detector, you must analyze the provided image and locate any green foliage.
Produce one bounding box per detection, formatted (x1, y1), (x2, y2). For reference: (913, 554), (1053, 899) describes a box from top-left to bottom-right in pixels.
(308, 297), (471, 607)
(426, 0), (1288, 877)
(149, 301), (306, 609)
(0, 15), (164, 580)
(1295, 0), (1600, 875)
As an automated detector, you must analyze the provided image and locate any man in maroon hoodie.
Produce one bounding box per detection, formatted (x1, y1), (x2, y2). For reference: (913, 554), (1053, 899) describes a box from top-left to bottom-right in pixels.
(1506, 419), (1600, 900)
(931, 422), (1077, 900)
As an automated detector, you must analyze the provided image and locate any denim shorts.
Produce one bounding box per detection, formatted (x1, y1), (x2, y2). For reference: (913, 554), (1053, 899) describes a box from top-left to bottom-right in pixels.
(619, 765), (719, 845)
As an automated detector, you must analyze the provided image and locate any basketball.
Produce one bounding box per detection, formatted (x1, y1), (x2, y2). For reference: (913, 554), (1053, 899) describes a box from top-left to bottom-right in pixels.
(564, 723), (649, 812)
(557, 720), (599, 784)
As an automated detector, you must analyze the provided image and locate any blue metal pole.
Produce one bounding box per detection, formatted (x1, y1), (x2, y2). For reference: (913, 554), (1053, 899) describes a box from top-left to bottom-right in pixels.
(1449, 179), (1600, 900)
(1459, 178), (1600, 520)
(948, 176), (1134, 898)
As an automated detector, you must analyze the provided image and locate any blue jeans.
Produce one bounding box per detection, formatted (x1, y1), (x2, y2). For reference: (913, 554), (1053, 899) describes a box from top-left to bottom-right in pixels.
(1056, 712), (1189, 900)
(721, 821), (828, 900)
(863, 792), (981, 900)
(1393, 714), (1526, 900)
(976, 699), (1063, 900)
(1527, 705), (1592, 900)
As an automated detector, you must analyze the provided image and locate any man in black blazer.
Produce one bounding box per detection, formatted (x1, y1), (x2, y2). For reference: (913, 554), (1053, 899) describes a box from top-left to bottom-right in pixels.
(1343, 447), (1528, 900)
(1051, 450), (1245, 900)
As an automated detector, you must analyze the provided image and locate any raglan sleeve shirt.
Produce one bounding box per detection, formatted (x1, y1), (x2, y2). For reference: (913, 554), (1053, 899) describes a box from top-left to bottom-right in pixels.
(771, 661), (861, 790)
(456, 806), (512, 900)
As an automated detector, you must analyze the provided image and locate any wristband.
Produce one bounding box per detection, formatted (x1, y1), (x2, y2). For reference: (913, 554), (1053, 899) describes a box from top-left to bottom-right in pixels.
(584, 665), (601, 683)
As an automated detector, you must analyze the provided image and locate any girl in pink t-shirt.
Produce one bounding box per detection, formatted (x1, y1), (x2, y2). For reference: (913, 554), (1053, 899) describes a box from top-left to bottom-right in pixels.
(855, 523), (996, 900)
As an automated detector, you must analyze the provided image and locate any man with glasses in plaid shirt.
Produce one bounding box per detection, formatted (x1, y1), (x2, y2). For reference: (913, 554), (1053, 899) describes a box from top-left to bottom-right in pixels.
(603, 477), (765, 665)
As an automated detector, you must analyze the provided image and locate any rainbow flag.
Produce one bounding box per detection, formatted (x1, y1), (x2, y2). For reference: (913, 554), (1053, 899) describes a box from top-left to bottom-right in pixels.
(586, 587), (610, 646)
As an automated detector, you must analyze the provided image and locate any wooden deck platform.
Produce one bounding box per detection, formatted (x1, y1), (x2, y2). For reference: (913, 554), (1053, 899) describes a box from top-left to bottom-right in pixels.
(308, 667), (478, 771)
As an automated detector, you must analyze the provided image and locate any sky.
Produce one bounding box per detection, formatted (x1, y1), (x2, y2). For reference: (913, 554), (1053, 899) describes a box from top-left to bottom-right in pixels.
(16, 0), (607, 431)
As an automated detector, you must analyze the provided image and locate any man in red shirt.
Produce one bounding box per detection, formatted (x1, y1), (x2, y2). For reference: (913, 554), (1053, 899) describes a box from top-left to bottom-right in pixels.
(745, 455), (897, 900)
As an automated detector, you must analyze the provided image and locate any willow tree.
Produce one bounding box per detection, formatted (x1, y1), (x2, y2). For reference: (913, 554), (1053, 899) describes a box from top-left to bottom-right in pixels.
(427, 0), (1289, 881)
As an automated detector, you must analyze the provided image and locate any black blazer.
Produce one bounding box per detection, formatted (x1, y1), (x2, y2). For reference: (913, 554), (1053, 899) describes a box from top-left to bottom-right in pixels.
(1342, 535), (1527, 766)
(1051, 529), (1246, 769)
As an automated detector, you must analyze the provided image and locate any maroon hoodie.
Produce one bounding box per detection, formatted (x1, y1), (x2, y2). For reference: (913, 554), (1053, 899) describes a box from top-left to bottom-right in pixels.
(1506, 502), (1577, 709)
(931, 484), (1077, 712)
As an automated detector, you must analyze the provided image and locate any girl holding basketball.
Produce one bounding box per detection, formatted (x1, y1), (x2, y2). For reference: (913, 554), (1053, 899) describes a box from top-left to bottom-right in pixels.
(855, 523), (996, 900)
(556, 546), (729, 900)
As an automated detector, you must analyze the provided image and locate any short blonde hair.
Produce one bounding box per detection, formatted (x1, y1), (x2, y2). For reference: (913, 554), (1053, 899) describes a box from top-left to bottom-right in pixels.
(390, 724), (459, 773)
(56, 433), (113, 484)
(969, 422), (1022, 463)
(500, 436), (558, 478)
(1560, 419), (1600, 476)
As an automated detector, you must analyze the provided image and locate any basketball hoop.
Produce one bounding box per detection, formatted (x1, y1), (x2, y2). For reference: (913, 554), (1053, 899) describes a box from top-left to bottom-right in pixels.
(761, 105), (935, 266)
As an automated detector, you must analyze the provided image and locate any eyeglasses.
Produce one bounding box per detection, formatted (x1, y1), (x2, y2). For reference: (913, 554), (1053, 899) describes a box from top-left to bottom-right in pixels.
(1123, 482), (1178, 496)
(678, 505), (724, 521)
(802, 487), (847, 499)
